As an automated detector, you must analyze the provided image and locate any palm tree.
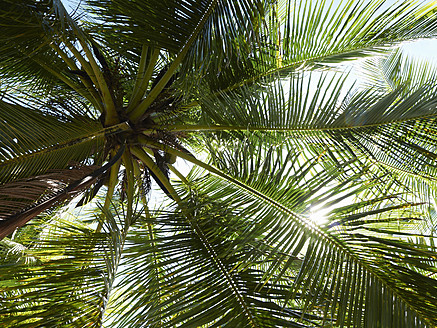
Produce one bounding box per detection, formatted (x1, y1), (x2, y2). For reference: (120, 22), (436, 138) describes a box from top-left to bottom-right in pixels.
(1, 0), (437, 326)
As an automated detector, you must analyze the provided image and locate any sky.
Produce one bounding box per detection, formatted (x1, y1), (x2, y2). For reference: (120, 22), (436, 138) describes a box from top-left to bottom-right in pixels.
(402, 38), (437, 62)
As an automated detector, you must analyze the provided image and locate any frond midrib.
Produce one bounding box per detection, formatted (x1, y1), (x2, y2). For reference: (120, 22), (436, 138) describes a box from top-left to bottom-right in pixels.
(164, 112), (437, 133)
(0, 122), (130, 170)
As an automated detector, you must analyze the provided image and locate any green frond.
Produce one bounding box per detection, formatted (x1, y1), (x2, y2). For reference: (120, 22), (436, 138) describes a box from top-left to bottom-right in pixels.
(193, 65), (437, 134)
(181, 67), (437, 196)
(106, 206), (321, 327)
(0, 97), (110, 183)
(358, 47), (437, 93)
(0, 198), (138, 327)
(181, 0), (437, 95)
(0, 0), (86, 93)
(0, 219), (113, 327)
(172, 137), (437, 327)
(280, 0), (437, 66)
(87, 0), (264, 55)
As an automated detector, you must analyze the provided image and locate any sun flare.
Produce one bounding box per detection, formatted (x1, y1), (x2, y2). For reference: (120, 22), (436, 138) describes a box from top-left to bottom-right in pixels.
(308, 207), (330, 225)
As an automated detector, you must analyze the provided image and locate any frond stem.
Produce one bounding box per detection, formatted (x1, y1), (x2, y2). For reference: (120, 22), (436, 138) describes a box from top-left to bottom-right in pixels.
(164, 114), (437, 133)
(96, 148), (123, 233)
(168, 163), (190, 186)
(31, 57), (95, 103)
(128, 0), (220, 122)
(63, 39), (99, 87)
(50, 42), (102, 111)
(0, 122), (130, 170)
(77, 39), (118, 125)
(128, 47), (160, 111)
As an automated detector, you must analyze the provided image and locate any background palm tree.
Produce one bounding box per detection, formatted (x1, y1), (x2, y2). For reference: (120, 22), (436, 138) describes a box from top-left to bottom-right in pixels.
(1, 0), (437, 326)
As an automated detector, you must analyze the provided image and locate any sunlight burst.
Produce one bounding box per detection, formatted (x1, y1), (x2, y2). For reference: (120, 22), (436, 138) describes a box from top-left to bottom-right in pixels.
(308, 207), (331, 225)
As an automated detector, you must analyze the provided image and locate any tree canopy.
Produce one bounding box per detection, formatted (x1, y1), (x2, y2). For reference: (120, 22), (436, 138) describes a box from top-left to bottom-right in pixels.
(1, 0), (437, 327)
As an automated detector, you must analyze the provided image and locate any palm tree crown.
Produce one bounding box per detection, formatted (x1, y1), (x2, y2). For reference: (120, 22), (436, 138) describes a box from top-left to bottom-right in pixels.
(1, 0), (437, 327)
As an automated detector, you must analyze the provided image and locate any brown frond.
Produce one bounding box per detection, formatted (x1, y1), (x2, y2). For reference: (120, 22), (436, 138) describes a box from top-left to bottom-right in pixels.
(0, 165), (98, 240)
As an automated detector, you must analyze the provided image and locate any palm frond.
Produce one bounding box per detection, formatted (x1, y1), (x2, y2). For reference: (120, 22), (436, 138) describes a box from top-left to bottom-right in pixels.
(193, 64), (437, 134)
(280, 0), (437, 66)
(174, 136), (437, 327)
(0, 0), (86, 93)
(180, 0), (437, 95)
(0, 198), (135, 327)
(0, 144), (126, 240)
(87, 0), (264, 55)
(358, 47), (437, 93)
(0, 96), (116, 184)
(106, 206), (322, 328)
(179, 66), (437, 196)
